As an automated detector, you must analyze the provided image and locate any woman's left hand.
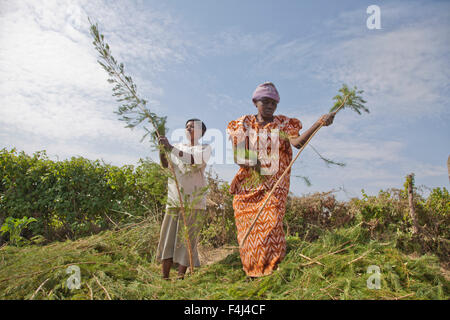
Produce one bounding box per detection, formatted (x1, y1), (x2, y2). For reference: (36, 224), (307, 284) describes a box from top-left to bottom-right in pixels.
(319, 113), (335, 126)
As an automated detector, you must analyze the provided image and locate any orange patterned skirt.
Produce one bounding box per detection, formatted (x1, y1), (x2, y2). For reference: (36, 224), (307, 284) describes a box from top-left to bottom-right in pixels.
(232, 174), (290, 277)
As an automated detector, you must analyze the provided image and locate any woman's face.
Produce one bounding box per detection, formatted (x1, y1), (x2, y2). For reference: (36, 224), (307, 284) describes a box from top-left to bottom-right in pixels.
(254, 97), (277, 118)
(185, 120), (203, 143)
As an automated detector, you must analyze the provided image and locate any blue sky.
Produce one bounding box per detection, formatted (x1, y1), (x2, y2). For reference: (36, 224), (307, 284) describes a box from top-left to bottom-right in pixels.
(0, 0), (449, 200)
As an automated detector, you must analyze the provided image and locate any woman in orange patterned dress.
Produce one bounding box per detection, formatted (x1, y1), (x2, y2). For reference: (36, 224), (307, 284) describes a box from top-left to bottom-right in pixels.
(227, 82), (335, 277)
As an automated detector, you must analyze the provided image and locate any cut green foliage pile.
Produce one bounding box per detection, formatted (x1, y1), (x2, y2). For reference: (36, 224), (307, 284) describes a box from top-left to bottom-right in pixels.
(0, 218), (160, 300)
(1, 218), (447, 300)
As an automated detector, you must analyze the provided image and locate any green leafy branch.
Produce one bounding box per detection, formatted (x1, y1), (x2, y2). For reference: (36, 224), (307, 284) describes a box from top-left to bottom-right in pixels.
(89, 18), (166, 148)
(89, 19), (196, 273)
(330, 84), (368, 115)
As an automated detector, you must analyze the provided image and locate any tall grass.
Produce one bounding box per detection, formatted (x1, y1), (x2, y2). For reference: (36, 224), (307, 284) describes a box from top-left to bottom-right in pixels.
(1, 217), (447, 300)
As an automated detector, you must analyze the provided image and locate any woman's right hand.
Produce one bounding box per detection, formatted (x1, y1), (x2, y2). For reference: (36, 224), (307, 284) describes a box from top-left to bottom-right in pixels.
(158, 136), (172, 150)
(318, 113), (335, 126)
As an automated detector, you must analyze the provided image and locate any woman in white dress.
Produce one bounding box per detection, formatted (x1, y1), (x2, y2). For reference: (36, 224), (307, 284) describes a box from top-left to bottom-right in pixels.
(156, 119), (211, 280)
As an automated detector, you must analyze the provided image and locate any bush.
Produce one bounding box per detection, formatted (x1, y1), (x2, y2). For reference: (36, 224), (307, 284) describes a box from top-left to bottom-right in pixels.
(284, 191), (353, 241)
(0, 148), (167, 243)
(0, 216), (37, 246)
(418, 187), (449, 240)
(349, 189), (411, 239)
(199, 172), (236, 247)
(348, 187), (449, 263)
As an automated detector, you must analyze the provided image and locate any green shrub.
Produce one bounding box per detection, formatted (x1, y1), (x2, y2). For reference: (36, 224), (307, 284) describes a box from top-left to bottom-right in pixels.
(284, 191), (353, 241)
(0, 216), (37, 246)
(0, 148), (167, 242)
(348, 187), (449, 262)
(349, 189), (411, 239)
(199, 172), (236, 247)
(418, 187), (449, 239)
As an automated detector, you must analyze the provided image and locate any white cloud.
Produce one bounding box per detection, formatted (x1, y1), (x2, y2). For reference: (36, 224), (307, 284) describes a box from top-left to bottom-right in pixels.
(0, 0), (189, 165)
(252, 1), (450, 119)
(318, 25), (449, 118)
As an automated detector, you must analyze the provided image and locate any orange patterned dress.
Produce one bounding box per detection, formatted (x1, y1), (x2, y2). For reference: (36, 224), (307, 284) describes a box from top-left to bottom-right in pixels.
(227, 114), (302, 277)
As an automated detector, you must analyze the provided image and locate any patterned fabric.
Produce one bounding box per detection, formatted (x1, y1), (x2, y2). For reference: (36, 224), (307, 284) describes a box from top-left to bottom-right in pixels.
(227, 114), (302, 277)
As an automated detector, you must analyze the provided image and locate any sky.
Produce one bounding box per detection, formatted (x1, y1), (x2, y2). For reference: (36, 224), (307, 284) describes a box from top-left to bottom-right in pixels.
(0, 0), (449, 200)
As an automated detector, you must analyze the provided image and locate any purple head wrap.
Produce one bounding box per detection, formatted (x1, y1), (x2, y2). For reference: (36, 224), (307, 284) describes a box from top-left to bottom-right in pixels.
(252, 82), (280, 103)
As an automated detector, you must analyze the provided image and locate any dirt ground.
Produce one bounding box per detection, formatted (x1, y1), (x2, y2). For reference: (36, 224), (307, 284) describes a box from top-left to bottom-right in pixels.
(198, 245), (238, 266)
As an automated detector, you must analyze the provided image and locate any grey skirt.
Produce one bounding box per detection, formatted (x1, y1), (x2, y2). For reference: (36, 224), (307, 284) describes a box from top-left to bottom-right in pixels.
(156, 208), (203, 268)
